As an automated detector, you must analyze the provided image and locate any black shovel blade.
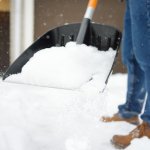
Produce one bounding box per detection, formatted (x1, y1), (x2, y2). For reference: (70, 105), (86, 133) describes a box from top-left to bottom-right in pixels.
(3, 22), (121, 81)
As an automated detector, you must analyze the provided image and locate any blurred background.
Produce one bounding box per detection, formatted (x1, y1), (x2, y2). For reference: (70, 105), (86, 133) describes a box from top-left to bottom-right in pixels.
(0, 0), (126, 76)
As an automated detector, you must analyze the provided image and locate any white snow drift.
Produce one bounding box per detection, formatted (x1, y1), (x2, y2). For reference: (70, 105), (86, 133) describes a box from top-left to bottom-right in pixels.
(1, 42), (150, 150)
(1, 74), (150, 150)
(6, 42), (116, 91)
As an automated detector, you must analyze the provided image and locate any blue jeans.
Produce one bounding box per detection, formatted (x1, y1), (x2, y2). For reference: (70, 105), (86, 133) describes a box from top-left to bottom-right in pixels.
(118, 0), (150, 124)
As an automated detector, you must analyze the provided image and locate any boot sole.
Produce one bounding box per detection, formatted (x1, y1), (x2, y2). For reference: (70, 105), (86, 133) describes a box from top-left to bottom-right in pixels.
(111, 139), (129, 149)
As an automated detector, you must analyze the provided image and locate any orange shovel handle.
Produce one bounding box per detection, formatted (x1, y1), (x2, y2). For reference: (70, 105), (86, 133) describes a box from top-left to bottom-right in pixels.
(88, 0), (98, 9)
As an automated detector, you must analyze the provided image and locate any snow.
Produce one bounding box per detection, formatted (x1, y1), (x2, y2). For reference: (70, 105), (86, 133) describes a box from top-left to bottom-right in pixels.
(1, 42), (150, 149)
(6, 42), (116, 92)
(1, 74), (150, 150)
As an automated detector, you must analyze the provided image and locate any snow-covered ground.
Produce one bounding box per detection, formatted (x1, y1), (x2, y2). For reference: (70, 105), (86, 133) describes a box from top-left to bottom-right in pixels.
(1, 74), (150, 150)
(1, 42), (150, 149)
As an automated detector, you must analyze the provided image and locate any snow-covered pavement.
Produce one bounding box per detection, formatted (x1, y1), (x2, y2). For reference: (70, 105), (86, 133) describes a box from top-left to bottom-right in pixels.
(0, 74), (150, 150)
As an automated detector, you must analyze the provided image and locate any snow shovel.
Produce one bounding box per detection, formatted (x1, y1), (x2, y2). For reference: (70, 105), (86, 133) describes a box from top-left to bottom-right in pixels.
(2, 0), (121, 90)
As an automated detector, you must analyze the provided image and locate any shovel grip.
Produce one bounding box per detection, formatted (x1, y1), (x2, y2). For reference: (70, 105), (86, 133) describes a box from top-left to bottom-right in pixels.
(84, 0), (98, 19)
(88, 0), (98, 9)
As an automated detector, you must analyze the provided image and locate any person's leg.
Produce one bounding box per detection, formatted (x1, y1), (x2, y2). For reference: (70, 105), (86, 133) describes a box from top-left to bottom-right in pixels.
(117, 0), (146, 118)
(111, 0), (150, 148)
(121, 0), (133, 66)
(141, 66), (150, 124)
(129, 0), (150, 123)
(102, 56), (145, 124)
(118, 57), (146, 118)
(129, 0), (150, 66)
(101, 0), (146, 123)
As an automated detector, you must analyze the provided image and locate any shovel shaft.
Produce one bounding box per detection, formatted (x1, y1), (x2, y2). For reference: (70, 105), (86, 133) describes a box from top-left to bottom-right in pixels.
(76, 0), (98, 44)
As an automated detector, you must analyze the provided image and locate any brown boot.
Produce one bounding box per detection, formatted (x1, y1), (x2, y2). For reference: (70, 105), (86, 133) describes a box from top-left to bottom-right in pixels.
(111, 122), (150, 149)
(101, 113), (140, 125)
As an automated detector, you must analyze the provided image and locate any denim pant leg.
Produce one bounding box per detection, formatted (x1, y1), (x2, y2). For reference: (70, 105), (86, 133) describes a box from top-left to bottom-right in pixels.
(142, 94), (150, 124)
(129, 0), (150, 66)
(121, 0), (133, 66)
(118, 0), (146, 118)
(129, 0), (150, 122)
(141, 67), (150, 124)
(118, 57), (146, 118)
